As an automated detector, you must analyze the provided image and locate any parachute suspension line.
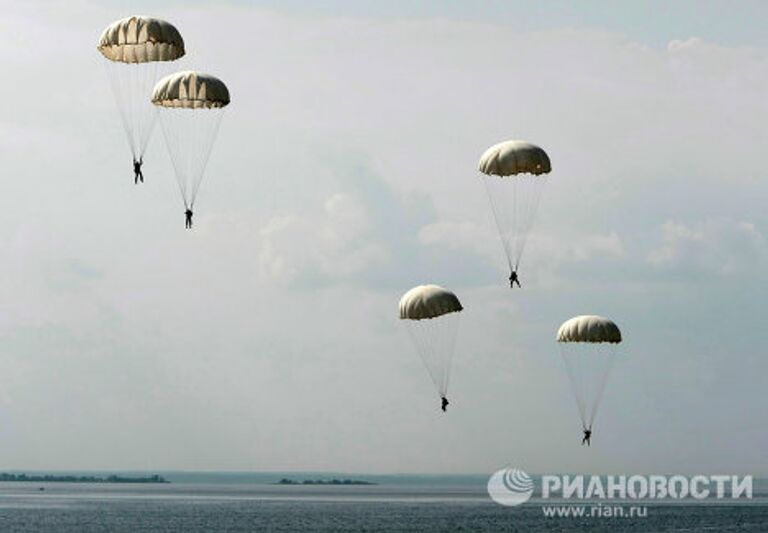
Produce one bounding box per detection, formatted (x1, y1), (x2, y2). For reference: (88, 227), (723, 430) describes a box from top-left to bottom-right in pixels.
(408, 321), (445, 395)
(406, 322), (437, 394)
(559, 344), (617, 431)
(405, 314), (460, 398)
(189, 108), (224, 205)
(482, 176), (547, 274)
(104, 62), (136, 157)
(483, 178), (514, 273)
(585, 347), (617, 430)
(158, 109), (188, 207)
(512, 178), (520, 269)
(559, 349), (589, 430)
(157, 107), (224, 210)
(105, 60), (164, 161)
(514, 178), (546, 271)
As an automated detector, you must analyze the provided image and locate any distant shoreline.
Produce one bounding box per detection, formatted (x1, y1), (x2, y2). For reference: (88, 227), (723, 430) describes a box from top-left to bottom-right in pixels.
(0, 473), (169, 484)
(275, 478), (376, 486)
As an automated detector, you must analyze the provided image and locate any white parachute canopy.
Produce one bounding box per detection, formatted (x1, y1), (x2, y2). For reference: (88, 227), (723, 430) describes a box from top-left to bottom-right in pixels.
(152, 71), (230, 209)
(98, 16), (185, 167)
(399, 285), (463, 400)
(556, 315), (622, 431)
(478, 140), (551, 277)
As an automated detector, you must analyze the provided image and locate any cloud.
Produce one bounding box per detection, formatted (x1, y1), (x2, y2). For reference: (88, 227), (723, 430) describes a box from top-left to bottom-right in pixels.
(538, 230), (625, 264)
(647, 218), (767, 274)
(0, 3), (766, 474)
(418, 220), (625, 286)
(257, 193), (389, 284)
(418, 220), (494, 257)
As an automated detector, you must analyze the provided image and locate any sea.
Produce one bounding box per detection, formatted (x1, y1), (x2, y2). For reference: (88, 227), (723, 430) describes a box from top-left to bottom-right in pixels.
(0, 472), (765, 532)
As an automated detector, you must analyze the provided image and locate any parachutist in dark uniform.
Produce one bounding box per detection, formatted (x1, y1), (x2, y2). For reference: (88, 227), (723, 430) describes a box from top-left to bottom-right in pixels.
(185, 208), (194, 229)
(441, 396), (449, 412)
(133, 157), (144, 184)
(509, 270), (521, 289)
(582, 428), (592, 446)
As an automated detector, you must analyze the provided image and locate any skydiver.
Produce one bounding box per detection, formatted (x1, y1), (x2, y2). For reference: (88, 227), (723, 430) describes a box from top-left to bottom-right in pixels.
(582, 427), (592, 446)
(185, 208), (194, 229)
(133, 157), (144, 184)
(509, 270), (521, 289)
(441, 396), (449, 412)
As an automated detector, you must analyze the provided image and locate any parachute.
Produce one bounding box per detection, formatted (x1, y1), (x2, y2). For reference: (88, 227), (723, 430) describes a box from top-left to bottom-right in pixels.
(399, 285), (463, 406)
(98, 16), (185, 175)
(478, 140), (551, 282)
(556, 315), (622, 432)
(152, 71), (230, 212)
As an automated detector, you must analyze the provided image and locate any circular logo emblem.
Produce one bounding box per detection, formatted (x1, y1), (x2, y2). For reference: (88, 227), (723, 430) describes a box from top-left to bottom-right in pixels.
(487, 467), (534, 506)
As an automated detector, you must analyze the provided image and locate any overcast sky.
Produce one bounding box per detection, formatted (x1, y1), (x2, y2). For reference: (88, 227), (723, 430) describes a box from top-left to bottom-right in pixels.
(0, 0), (766, 476)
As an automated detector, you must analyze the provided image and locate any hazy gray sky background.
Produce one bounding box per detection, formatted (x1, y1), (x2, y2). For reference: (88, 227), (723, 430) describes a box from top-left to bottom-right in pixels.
(0, 0), (766, 475)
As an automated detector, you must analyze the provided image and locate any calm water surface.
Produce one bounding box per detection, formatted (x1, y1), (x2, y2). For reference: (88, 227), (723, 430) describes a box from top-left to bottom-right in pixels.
(0, 477), (765, 532)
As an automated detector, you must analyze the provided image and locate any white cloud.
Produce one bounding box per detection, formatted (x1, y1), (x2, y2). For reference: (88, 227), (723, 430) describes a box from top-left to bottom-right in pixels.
(539, 230), (625, 264)
(418, 220), (494, 256)
(419, 220), (624, 267)
(0, 3), (765, 474)
(647, 218), (767, 274)
(258, 192), (389, 284)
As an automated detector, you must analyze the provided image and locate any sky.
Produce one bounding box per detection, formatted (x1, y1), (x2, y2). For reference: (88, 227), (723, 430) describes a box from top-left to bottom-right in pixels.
(0, 0), (766, 476)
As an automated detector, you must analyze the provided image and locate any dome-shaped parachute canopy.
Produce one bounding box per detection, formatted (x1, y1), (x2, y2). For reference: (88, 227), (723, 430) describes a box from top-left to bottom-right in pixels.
(152, 71), (230, 109)
(98, 16), (185, 63)
(152, 71), (230, 212)
(556, 315), (623, 432)
(478, 140), (551, 177)
(478, 139), (552, 278)
(399, 284), (463, 405)
(399, 285), (463, 320)
(557, 315), (622, 344)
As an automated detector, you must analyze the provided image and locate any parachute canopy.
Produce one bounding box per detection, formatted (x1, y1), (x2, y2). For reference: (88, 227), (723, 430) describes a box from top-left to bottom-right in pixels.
(152, 71), (230, 211)
(399, 285), (463, 320)
(556, 315), (623, 432)
(98, 16), (185, 63)
(152, 71), (230, 109)
(399, 284), (463, 402)
(478, 139), (551, 276)
(557, 315), (622, 344)
(478, 140), (551, 177)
